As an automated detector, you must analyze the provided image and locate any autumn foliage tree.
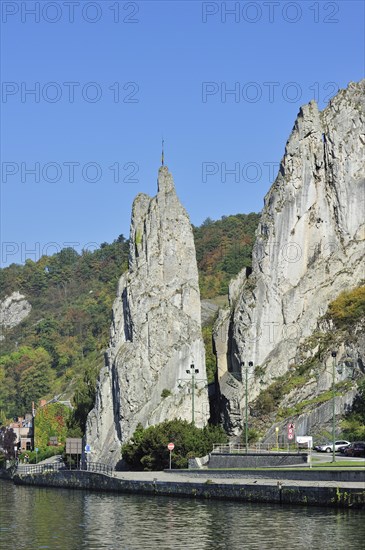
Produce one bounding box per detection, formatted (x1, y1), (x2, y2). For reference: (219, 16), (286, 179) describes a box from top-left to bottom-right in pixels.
(34, 403), (70, 450)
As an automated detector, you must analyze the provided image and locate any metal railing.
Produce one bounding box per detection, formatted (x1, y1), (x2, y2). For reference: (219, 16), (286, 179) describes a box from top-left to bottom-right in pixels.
(80, 461), (114, 477)
(17, 461), (114, 477)
(212, 443), (302, 454)
(16, 462), (66, 475)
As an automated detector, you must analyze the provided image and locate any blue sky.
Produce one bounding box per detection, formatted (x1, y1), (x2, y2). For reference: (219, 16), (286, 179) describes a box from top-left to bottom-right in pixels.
(1, 0), (364, 266)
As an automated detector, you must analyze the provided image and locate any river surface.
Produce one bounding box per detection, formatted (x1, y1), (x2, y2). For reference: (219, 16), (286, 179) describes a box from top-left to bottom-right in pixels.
(1, 479), (364, 549)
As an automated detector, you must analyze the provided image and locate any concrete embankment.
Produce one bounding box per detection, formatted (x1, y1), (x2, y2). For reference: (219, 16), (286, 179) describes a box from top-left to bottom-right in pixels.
(12, 469), (365, 509)
(175, 468), (365, 483)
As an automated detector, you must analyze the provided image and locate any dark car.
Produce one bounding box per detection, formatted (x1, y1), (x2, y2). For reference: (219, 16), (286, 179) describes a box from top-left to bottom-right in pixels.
(339, 444), (351, 454)
(343, 441), (365, 457)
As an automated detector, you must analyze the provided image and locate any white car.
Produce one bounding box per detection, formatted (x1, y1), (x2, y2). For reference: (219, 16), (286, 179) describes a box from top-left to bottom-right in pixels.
(316, 440), (350, 453)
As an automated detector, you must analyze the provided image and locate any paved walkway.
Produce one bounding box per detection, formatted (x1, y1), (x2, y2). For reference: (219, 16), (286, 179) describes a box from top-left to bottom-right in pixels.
(114, 470), (365, 489)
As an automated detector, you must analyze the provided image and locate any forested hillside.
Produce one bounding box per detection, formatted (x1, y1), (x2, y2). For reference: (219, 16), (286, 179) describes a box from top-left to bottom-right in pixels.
(193, 213), (260, 298)
(0, 235), (129, 424)
(0, 214), (260, 430)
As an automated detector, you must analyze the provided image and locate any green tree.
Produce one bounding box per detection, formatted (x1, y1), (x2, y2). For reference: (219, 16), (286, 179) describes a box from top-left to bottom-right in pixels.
(0, 427), (17, 460)
(341, 378), (365, 440)
(202, 325), (216, 383)
(67, 358), (101, 435)
(0, 346), (53, 416)
(34, 403), (70, 450)
(122, 419), (227, 470)
(19, 362), (55, 413)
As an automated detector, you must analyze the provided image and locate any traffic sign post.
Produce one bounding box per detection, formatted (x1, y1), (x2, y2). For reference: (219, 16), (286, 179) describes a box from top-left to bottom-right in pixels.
(287, 423), (295, 444)
(167, 442), (174, 470)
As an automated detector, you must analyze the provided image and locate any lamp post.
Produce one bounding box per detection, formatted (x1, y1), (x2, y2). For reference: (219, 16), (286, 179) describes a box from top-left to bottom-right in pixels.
(31, 400), (36, 452)
(275, 426), (279, 451)
(331, 351), (337, 463)
(315, 351), (354, 464)
(242, 361), (254, 454)
(183, 364), (206, 425)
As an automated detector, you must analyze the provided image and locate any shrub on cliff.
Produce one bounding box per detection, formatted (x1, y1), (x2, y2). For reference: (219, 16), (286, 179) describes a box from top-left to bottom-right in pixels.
(327, 285), (365, 327)
(122, 419), (227, 471)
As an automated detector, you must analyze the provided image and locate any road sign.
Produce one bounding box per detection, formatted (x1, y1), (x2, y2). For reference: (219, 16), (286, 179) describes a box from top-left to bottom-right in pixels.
(288, 433), (294, 440)
(85, 444), (91, 454)
(167, 442), (175, 451)
(66, 438), (82, 454)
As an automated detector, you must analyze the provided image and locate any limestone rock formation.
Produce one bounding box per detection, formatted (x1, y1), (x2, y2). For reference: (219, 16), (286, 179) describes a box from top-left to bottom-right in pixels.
(215, 80), (365, 434)
(86, 166), (209, 466)
(259, 319), (365, 445)
(0, 291), (32, 339)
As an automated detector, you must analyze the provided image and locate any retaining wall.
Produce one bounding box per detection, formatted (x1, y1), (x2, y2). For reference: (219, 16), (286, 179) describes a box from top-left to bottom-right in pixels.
(12, 470), (365, 509)
(173, 469), (365, 483)
(208, 453), (307, 469)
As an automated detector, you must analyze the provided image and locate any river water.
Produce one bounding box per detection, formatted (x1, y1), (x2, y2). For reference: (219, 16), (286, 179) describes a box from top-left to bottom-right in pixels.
(1, 479), (364, 549)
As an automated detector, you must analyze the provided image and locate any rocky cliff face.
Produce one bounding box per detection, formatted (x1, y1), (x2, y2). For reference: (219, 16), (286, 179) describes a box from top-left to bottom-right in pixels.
(0, 291), (32, 339)
(215, 80), (365, 435)
(86, 167), (209, 467)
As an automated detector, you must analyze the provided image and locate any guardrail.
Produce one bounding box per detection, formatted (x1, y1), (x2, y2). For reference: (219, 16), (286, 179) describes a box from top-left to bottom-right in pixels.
(80, 461), (114, 477)
(17, 461), (114, 477)
(16, 462), (66, 475)
(212, 443), (302, 454)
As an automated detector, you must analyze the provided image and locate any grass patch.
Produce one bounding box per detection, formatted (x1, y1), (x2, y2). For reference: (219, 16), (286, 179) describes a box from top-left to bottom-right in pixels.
(311, 460), (365, 468)
(277, 381), (353, 419)
(188, 466), (365, 471)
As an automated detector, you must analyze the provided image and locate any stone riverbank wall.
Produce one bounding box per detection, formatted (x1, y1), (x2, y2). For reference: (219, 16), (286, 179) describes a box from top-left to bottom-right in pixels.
(0, 467), (14, 480)
(177, 469), (365, 483)
(12, 470), (365, 509)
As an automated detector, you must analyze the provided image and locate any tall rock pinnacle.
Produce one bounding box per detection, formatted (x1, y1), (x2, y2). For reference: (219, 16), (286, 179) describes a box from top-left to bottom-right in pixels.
(214, 80), (365, 434)
(86, 166), (209, 467)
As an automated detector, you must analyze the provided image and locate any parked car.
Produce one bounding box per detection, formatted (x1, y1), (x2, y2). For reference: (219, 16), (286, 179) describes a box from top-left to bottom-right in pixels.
(315, 440), (350, 453)
(343, 442), (365, 458)
(339, 444), (351, 454)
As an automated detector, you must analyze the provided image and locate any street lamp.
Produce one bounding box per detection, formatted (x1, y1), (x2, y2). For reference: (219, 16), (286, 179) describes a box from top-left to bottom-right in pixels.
(314, 351), (355, 464)
(183, 364), (205, 425)
(242, 361), (254, 454)
(331, 351), (337, 463)
(328, 352), (354, 463)
(275, 426), (279, 451)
